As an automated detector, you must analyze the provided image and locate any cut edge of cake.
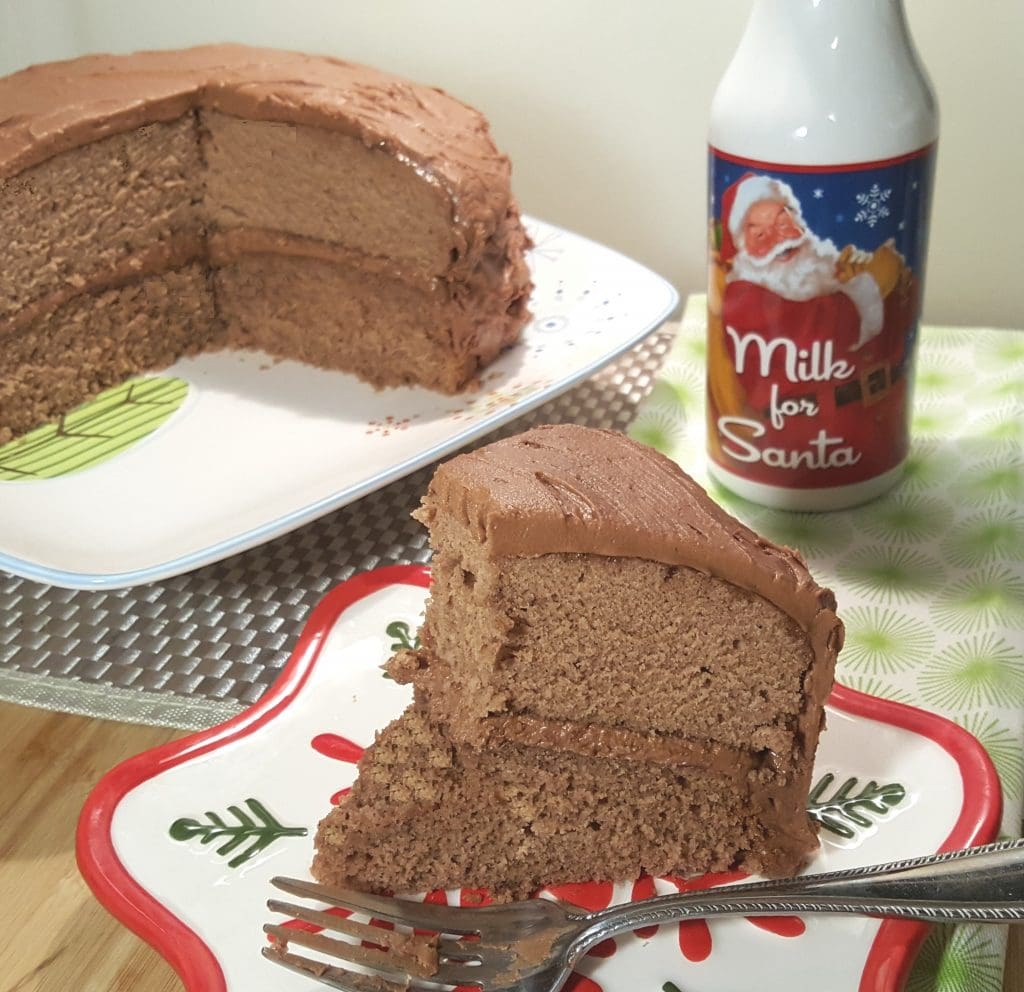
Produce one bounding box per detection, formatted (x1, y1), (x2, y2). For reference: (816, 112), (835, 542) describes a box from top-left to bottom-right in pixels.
(0, 45), (533, 443)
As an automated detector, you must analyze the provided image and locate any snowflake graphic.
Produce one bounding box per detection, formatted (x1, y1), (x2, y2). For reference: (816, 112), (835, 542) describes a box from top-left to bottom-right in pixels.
(854, 183), (893, 228)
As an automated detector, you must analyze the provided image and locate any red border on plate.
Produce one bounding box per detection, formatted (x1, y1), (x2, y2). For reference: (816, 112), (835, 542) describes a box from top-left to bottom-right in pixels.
(76, 564), (431, 992)
(77, 565), (1001, 992)
(827, 683), (1002, 992)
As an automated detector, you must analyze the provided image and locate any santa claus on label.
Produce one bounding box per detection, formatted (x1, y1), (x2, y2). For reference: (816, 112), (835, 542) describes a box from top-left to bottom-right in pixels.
(706, 171), (919, 488)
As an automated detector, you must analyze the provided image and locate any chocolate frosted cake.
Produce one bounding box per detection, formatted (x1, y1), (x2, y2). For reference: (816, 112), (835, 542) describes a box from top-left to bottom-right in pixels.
(0, 45), (532, 443)
(314, 425), (843, 900)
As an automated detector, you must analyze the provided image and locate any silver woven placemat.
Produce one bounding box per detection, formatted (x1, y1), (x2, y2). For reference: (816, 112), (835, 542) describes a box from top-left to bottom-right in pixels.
(0, 327), (675, 729)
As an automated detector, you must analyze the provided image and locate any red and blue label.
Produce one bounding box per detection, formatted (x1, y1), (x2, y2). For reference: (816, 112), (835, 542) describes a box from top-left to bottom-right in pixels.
(706, 144), (936, 490)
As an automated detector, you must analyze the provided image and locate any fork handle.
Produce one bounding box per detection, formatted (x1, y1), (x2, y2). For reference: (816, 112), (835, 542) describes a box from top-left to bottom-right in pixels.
(581, 840), (1024, 943)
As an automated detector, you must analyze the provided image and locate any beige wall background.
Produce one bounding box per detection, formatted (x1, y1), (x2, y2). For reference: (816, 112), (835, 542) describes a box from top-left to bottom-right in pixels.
(2, 0), (1021, 328)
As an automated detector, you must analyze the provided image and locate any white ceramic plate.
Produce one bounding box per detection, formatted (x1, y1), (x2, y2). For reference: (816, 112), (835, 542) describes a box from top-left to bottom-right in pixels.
(78, 566), (1001, 992)
(0, 218), (677, 589)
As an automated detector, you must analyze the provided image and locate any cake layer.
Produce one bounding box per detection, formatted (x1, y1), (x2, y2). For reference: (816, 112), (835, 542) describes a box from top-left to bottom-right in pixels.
(215, 252), (521, 393)
(202, 111), (456, 282)
(409, 547), (816, 759)
(0, 264), (217, 444)
(313, 708), (817, 902)
(0, 116), (204, 324)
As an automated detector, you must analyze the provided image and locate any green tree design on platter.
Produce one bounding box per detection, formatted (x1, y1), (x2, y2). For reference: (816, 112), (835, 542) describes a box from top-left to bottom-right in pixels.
(386, 620), (420, 652)
(0, 377), (188, 481)
(905, 922), (1005, 992)
(835, 546), (945, 604)
(169, 798), (306, 868)
(918, 633), (1024, 711)
(940, 507), (1024, 568)
(806, 773), (906, 839)
(839, 607), (936, 674)
(960, 713), (1024, 801)
(930, 565), (1024, 634)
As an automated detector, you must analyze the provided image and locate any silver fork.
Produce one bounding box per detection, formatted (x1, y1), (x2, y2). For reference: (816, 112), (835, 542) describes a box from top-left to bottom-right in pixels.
(263, 839), (1024, 992)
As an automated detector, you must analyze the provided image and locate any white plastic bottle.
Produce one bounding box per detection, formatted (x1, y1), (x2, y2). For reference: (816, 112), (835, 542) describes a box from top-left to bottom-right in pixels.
(705, 0), (939, 511)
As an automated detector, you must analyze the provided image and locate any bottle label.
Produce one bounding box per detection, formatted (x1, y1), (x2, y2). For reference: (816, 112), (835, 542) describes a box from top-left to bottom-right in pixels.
(706, 144), (936, 492)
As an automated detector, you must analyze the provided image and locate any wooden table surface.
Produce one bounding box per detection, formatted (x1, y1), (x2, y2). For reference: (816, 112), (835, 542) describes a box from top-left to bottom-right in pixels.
(1, 698), (1020, 992)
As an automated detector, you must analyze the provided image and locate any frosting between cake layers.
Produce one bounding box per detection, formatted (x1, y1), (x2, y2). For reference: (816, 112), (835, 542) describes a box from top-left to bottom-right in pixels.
(475, 712), (768, 778)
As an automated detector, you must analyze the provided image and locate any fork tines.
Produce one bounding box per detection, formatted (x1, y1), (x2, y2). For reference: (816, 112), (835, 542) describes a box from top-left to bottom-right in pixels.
(263, 876), (492, 991)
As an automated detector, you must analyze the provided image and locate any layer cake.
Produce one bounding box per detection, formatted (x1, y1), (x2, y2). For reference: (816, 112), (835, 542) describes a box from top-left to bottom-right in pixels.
(0, 45), (532, 443)
(314, 425), (843, 900)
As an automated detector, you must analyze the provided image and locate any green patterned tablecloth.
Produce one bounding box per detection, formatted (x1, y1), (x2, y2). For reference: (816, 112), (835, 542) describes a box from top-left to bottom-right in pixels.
(630, 294), (1023, 992)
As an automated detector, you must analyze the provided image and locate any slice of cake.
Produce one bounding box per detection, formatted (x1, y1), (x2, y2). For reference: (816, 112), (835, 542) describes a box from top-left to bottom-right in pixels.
(0, 45), (532, 444)
(314, 425), (842, 900)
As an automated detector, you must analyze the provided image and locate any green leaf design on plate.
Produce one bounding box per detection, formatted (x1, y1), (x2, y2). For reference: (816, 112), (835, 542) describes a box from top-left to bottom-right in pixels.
(386, 619), (420, 652)
(834, 546), (945, 604)
(169, 797), (307, 868)
(906, 923), (1005, 992)
(941, 507), (1024, 568)
(959, 713), (1024, 801)
(918, 633), (1024, 712)
(806, 772), (906, 839)
(839, 607), (936, 674)
(854, 491), (954, 545)
(930, 564), (1024, 634)
(0, 377), (188, 481)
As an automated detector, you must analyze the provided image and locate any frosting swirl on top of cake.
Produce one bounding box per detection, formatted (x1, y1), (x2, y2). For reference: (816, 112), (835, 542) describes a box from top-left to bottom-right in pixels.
(0, 44), (510, 245)
(421, 423), (841, 640)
